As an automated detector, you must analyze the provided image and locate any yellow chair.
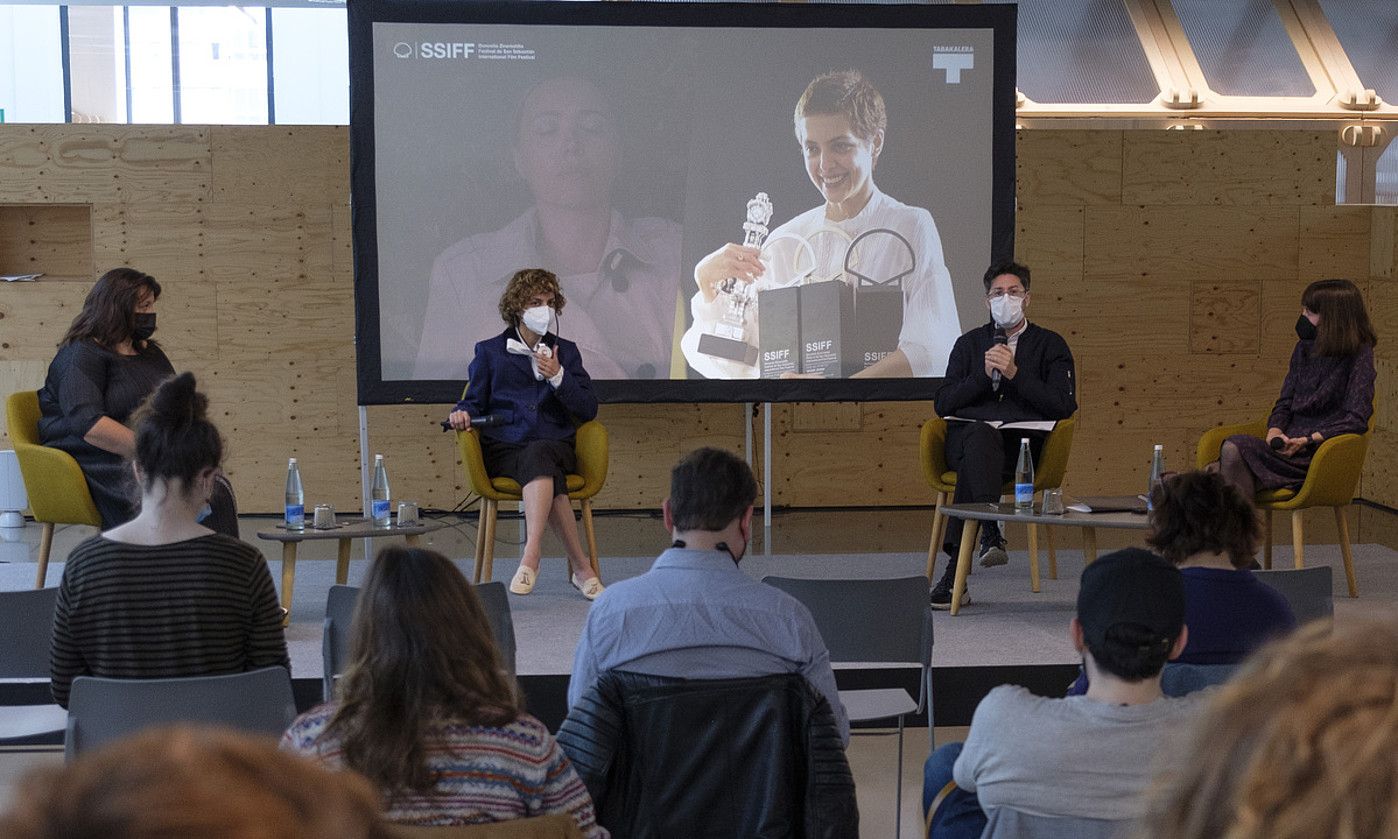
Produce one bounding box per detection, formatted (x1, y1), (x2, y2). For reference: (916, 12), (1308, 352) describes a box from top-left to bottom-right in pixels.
(455, 421), (608, 584)
(5, 391), (103, 588)
(1195, 413), (1372, 597)
(919, 415), (1077, 593)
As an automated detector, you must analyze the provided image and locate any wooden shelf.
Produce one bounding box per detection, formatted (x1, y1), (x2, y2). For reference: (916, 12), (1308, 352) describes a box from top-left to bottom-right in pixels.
(0, 204), (93, 282)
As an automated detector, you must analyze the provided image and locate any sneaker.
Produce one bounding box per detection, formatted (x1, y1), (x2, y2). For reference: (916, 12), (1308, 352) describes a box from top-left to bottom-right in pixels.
(978, 527), (1009, 568)
(929, 580), (971, 611)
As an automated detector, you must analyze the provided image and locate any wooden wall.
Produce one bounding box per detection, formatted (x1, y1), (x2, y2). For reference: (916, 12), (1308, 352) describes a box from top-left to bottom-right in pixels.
(0, 125), (1393, 546)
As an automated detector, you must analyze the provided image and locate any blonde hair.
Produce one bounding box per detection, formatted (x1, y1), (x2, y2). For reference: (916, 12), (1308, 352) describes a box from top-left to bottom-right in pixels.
(0, 726), (392, 839)
(1139, 617), (1398, 839)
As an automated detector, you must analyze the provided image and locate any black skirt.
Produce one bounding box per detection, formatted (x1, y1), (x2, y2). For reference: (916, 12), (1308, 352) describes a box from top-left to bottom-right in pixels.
(480, 437), (577, 498)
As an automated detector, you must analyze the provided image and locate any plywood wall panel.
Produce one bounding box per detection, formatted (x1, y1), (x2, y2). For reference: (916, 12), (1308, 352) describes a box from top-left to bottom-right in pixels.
(205, 204), (335, 283)
(0, 204), (92, 278)
(1015, 130), (1122, 206)
(1299, 206), (1372, 280)
(1371, 209), (1395, 279)
(0, 126), (211, 204)
(1121, 130), (1332, 206)
(1084, 205), (1299, 280)
(90, 203), (206, 282)
(210, 126), (349, 207)
(1190, 279), (1260, 355)
(0, 282), (92, 359)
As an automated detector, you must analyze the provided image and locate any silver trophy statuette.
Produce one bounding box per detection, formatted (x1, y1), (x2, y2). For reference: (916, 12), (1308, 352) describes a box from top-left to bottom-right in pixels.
(698, 192), (773, 365)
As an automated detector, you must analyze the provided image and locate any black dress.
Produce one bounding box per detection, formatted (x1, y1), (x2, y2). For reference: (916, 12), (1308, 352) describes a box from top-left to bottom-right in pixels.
(38, 341), (175, 528)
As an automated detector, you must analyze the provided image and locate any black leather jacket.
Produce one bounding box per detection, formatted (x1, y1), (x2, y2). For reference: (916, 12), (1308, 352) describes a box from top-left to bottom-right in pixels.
(556, 671), (859, 838)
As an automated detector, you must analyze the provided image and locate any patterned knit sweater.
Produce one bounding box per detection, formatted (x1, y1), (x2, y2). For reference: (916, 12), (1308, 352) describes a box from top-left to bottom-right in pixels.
(50, 533), (290, 708)
(282, 705), (607, 837)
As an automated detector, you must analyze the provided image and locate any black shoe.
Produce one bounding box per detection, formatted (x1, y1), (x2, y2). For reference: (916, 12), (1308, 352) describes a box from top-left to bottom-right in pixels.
(929, 563), (970, 611)
(978, 527), (1009, 568)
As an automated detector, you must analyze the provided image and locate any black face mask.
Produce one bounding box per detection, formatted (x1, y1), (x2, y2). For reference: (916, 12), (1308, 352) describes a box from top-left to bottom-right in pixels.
(133, 313), (157, 341)
(1295, 314), (1317, 342)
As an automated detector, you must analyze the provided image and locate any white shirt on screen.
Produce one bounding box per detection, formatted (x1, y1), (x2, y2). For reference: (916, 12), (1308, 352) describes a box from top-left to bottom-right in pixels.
(685, 188), (960, 378)
(413, 208), (683, 381)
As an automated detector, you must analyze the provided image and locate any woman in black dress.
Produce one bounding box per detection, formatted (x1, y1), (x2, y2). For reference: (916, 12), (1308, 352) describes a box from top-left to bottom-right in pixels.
(38, 268), (238, 535)
(1212, 278), (1377, 497)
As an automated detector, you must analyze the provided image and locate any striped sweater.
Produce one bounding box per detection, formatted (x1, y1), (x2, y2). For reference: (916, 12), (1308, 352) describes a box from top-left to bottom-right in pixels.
(281, 705), (606, 837)
(50, 533), (290, 708)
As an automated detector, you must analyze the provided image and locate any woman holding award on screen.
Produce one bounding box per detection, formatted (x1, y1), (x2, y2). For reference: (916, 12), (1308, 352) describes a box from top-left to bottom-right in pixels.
(685, 70), (961, 379)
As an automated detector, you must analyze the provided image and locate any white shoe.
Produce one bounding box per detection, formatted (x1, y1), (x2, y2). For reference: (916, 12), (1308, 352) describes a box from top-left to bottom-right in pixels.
(571, 573), (604, 601)
(510, 566), (536, 595)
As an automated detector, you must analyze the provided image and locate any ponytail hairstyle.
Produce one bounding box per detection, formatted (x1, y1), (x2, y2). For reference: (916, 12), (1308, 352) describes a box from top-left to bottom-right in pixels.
(129, 372), (224, 496)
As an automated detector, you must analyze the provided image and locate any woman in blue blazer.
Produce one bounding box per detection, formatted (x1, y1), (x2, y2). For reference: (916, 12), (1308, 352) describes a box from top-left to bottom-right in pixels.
(447, 269), (603, 599)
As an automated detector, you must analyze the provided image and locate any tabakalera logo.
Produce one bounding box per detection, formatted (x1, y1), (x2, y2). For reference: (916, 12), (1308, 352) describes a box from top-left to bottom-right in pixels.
(932, 46), (974, 84)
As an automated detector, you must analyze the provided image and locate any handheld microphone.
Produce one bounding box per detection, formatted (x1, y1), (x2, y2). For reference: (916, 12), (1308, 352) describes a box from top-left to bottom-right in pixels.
(439, 413), (511, 432)
(992, 327), (1008, 385)
(1269, 436), (1285, 451)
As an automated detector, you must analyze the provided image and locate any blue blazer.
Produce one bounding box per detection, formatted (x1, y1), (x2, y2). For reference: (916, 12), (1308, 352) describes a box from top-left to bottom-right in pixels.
(455, 329), (598, 445)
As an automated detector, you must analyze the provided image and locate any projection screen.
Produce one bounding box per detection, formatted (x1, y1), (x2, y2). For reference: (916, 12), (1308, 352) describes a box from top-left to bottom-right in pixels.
(350, 0), (1016, 404)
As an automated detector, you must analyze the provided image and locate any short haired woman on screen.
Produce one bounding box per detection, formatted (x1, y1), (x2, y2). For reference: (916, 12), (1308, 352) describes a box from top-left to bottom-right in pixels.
(1209, 278), (1377, 498)
(50, 373), (288, 709)
(37, 267), (239, 536)
(686, 69), (961, 378)
(282, 547), (605, 835)
(445, 268), (603, 599)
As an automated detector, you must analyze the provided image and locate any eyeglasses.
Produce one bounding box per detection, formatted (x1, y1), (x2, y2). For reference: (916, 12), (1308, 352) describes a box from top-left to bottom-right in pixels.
(986, 289), (1026, 300)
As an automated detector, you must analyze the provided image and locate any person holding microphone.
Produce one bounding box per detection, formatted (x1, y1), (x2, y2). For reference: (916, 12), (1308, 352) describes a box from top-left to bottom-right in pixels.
(446, 269), (604, 599)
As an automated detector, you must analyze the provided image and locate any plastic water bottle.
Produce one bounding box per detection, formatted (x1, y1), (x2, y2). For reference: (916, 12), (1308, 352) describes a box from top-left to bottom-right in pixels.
(1147, 444), (1165, 510)
(1014, 438), (1035, 513)
(284, 458), (304, 531)
(371, 454), (391, 528)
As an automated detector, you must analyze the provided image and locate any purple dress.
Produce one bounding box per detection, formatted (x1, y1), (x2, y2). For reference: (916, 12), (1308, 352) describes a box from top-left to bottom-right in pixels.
(1226, 341), (1375, 490)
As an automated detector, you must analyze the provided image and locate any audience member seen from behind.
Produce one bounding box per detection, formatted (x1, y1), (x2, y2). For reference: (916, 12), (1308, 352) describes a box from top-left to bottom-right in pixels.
(281, 546), (605, 836)
(37, 267), (239, 536)
(1140, 617), (1398, 839)
(49, 372), (288, 708)
(567, 446), (849, 745)
(1146, 470), (1295, 663)
(1208, 277), (1376, 499)
(0, 725), (394, 839)
(923, 549), (1200, 839)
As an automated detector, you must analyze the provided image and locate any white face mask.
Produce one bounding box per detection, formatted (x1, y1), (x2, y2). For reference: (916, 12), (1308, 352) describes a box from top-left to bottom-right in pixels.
(989, 294), (1024, 328)
(521, 305), (552, 335)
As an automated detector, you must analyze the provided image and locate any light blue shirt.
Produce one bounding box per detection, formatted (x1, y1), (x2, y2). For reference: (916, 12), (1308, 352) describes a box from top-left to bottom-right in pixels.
(567, 547), (849, 745)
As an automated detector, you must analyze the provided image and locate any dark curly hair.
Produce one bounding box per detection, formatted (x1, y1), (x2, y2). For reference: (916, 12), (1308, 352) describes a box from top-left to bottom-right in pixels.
(1146, 470), (1261, 569)
(497, 268), (565, 327)
(61, 267), (161, 350)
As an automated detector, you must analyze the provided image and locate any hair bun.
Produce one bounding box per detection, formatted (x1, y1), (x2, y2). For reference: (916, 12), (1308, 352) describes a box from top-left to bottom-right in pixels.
(149, 372), (208, 428)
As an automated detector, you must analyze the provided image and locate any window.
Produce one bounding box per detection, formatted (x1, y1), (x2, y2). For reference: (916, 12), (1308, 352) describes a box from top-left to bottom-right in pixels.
(1318, 0), (1398, 107)
(995, 0), (1160, 104)
(176, 6), (268, 124)
(128, 6), (175, 123)
(271, 8), (348, 125)
(0, 5), (65, 123)
(1172, 0), (1315, 97)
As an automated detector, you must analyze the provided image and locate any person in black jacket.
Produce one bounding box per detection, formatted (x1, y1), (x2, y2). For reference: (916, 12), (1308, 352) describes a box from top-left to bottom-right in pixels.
(929, 262), (1077, 609)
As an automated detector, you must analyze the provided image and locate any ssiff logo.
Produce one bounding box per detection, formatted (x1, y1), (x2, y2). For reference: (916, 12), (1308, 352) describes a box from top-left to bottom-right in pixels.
(392, 42), (476, 59)
(933, 46), (974, 84)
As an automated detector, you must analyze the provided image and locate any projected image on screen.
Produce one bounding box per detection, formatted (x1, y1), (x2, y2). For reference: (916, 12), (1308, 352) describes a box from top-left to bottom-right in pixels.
(356, 3), (1012, 403)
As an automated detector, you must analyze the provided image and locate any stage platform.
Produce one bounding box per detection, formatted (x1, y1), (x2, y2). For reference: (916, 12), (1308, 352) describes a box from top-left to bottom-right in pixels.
(4, 507), (1396, 728)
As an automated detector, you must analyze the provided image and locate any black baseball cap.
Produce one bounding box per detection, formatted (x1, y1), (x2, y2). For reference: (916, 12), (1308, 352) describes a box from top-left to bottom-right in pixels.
(1077, 548), (1185, 649)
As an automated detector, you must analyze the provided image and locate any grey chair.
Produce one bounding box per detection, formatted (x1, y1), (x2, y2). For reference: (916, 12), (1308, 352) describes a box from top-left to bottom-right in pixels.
(64, 665), (296, 759)
(321, 581), (516, 701)
(0, 587), (67, 744)
(762, 575), (933, 839)
(1160, 662), (1238, 697)
(1256, 566), (1333, 627)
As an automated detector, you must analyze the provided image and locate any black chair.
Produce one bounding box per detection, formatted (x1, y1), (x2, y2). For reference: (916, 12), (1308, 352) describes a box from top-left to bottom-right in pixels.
(557, 671), (858, 838)
(1256, 566), (1333, 627)
(0, 587), (67, 744)
(321, 581), (516, 701)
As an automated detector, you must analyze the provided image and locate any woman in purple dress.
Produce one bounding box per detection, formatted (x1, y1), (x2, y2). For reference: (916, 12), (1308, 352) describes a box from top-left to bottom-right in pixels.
(1212, 278), (1377, 497)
